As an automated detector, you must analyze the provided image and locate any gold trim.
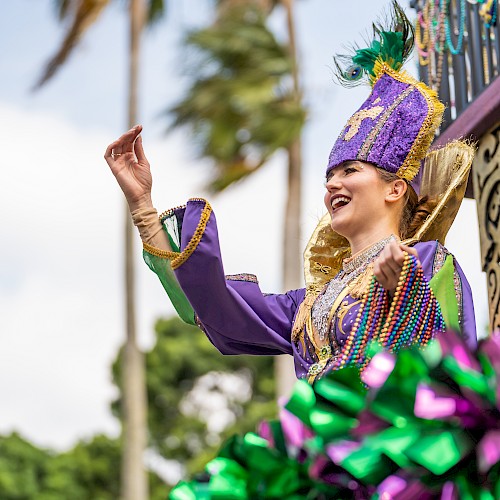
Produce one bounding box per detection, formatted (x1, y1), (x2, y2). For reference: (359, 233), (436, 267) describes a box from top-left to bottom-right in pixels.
(336, 299), (362, 337)
(290, 218), (350, 342)
(291, 285), (323, 342)
(158, 203), (186, 221)
(406, 140), (475, 245)
(144, 199), (213, 269)
(142, 241), (179, 260)
(306, 314), (331, 383)
(343, 105), (384, 141)
(170, 200), (213, 270)
(326, 287), (352, 329)
(370, 61), (445, 182)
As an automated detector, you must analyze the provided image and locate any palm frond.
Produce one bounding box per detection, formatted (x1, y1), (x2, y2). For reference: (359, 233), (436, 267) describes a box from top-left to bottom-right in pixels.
(35, 0), (111, 89)
(169, 9), (306, 193)
(147, 0), (166, 25)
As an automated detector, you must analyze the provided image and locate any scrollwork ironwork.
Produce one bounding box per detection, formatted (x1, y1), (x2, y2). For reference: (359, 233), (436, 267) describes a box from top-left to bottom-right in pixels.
(473, 123), (500, 332)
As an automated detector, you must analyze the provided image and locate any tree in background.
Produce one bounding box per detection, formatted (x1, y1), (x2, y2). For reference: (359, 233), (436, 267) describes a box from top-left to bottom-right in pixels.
(35, 2), (166, 498)
(170, 0), (305, 397)
(0, 433), (166, 500)
(111, 316), (276, 486)
(35, 0), (305, 496)
(0, 316), (274, 497)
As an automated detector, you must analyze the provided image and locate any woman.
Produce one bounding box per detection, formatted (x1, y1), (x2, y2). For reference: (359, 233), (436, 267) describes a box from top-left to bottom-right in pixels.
(104, 4), (476, 383)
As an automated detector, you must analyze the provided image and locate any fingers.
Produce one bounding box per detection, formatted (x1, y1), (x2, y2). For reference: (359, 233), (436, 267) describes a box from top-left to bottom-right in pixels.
(374, 246), (399, 289)
(400, 243), (420, 264)
(373, 258), (392, 287)
(104, 125), (143, 163)
(387, 239), (405, 270)
(134, 135), (149, 165)
(373, 239), (416, 292)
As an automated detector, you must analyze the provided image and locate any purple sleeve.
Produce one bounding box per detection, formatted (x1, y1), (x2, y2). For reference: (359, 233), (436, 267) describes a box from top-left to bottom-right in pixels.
(172, 200), (305, 356)
(452, 259), (477, 350)
(415, 240), (477, 350)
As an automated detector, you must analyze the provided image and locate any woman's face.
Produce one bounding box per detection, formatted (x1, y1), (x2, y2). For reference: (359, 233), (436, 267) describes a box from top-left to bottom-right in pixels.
(324, 161), (393, 238)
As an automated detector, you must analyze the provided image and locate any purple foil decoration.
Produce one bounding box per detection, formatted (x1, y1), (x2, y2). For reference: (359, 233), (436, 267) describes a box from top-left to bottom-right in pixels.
(352, 410), (389, 438)
(279, 407), (314, 449)
(480, 332), (500, 373)
(257, 420), (273, 446)
(309, 455), (330, 480)
(438, 331), (481, 372)
(440, 482), (459, 500)
(392, 481), (435, 500)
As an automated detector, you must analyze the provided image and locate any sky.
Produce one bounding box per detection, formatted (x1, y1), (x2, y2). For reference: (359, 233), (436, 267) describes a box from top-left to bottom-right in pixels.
(0, 0), (489, 453)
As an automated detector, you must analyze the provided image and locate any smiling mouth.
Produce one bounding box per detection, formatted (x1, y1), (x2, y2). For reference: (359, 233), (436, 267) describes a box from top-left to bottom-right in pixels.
(331, 196), (351, 211)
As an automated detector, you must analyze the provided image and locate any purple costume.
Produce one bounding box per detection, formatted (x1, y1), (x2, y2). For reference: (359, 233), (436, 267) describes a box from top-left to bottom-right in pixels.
(143, 21), (478, 383)
(144, 198), (476, 382)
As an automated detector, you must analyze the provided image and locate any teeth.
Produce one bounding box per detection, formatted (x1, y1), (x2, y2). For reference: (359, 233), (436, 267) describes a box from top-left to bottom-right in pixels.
(332, 196), (351, 209)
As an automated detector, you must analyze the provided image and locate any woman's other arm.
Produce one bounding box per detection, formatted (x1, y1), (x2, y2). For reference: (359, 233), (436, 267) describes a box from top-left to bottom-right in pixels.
(104, 126), (170, 250)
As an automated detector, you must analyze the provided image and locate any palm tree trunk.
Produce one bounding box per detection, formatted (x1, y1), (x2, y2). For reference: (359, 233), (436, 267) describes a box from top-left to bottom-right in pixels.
(121, 0), (148, 499)
(276, 0), (302, 398)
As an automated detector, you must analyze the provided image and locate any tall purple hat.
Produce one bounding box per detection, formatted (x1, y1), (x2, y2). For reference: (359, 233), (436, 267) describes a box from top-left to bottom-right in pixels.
(326, 2), (444, 183)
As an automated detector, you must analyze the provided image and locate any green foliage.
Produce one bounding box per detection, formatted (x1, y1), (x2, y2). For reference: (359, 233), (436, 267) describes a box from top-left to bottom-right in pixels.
(112, 316), (277, 480)
(169, 6), (306, 192)
(0, 433), (165, 500)
(0, 319), (276, 498)
(0, 432), (51, 499)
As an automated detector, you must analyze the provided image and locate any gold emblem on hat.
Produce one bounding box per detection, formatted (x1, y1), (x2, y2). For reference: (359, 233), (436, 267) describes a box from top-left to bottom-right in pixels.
(343, 104), (384, 141)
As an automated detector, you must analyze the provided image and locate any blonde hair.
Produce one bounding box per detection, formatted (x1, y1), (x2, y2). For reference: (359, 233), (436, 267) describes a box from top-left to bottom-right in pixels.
(376, 169), (436, 240)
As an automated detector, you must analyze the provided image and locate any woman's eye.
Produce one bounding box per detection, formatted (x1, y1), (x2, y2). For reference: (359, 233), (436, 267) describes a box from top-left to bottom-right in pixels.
(344, 167), (357, 175)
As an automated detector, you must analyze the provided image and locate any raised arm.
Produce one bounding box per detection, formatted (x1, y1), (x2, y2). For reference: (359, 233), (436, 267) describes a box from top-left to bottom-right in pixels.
(104, 126), (170, 251)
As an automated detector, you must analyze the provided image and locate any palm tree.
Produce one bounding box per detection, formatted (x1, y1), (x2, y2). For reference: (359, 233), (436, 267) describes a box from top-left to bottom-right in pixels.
(35, 1), (166, 499)
(170, 0), (305, 397)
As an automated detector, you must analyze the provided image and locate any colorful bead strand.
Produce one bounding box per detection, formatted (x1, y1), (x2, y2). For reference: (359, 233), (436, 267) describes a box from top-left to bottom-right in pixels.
(334, 252), (446, 374)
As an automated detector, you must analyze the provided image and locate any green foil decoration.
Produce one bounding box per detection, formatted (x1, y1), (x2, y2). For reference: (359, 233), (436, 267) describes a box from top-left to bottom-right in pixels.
(169, 331), (500, 499)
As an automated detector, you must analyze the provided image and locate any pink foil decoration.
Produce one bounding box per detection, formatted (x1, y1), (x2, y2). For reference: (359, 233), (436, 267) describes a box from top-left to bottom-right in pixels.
(362, 352), (396, 388)
(414, 383), (457, 419)
(477, 430), (500, 473)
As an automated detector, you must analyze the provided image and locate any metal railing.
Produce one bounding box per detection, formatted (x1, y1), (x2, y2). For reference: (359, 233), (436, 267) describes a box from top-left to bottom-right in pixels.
(410, 0), (499, 131)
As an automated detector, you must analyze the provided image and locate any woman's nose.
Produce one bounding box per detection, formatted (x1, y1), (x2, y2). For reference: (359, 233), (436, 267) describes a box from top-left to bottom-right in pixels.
(326, 177), (341, 191)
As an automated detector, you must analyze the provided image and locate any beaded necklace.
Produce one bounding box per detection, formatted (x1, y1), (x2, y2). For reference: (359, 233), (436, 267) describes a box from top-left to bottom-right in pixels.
(443, 0), (466, 55)
(478, 0), (497, 28)
(334, 253), (446, 372)
(415, 0), (447, 89)
(311, 235), (395, 342)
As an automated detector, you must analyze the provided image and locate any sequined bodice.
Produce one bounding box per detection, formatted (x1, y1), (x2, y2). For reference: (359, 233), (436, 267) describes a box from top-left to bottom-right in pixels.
(311, 235), (394, 342)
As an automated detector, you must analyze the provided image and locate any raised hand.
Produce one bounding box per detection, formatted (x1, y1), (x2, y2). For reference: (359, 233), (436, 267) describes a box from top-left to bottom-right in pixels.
(373, 239), (420, 293)
(104, 125), (153, 211)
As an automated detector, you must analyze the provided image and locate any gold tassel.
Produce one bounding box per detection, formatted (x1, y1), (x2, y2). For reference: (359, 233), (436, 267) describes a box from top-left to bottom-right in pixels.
(348, 263), (375, 299)
(291, 286), (321, 342)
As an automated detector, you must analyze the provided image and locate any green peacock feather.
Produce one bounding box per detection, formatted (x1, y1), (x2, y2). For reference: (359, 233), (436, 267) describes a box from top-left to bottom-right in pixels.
(333, 1), (414, 87)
